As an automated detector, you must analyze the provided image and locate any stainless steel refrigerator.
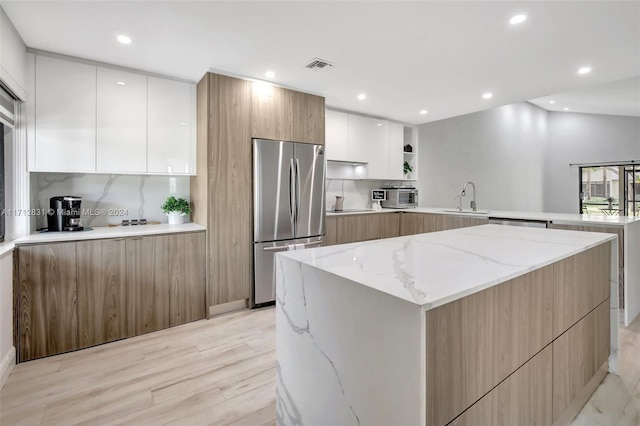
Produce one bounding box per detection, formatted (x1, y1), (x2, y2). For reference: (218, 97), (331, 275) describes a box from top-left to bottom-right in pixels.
(252, 138), (325, 307)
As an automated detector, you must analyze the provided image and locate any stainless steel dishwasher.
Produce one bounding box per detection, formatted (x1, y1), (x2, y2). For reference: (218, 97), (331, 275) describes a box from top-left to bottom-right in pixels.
(488, 217), (550, 228)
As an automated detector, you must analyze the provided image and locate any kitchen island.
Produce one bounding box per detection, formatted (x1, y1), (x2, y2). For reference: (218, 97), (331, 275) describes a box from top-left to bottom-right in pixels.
(276, 225), (617, 426)
(326, 207), (640, 326)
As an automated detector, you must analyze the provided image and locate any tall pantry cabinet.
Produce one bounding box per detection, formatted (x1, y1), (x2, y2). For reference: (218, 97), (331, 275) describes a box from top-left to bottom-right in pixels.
(192, 73), (324, 316)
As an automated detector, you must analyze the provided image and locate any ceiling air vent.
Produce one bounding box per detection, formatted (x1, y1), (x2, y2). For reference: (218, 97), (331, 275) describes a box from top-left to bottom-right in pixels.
(305, 58), (333, 71)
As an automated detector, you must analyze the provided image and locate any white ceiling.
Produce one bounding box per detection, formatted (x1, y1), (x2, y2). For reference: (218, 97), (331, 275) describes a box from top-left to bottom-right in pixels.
(2, 1), (639, 125)
(529, 75), (640, 117)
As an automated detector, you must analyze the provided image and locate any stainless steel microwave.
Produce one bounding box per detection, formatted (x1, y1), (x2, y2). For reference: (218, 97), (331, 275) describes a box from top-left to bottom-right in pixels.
(380, 187), (418, 208)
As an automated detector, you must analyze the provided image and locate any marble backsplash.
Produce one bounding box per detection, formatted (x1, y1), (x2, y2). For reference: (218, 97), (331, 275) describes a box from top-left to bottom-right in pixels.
(30, 173), (190, 231)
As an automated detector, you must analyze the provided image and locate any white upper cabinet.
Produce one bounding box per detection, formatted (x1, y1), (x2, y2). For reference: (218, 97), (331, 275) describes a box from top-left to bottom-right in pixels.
(325, 109), (349, 162)
(325, 108), (417, 180)
(147, 77), (194, 174)
(35, 55), (96, 172)
(349, 115), (389, 179)
(30, 55), (196, 175)
(387, 122), (404, 180)
(97, 68), (147, 173)
(0, 7), (27, 101)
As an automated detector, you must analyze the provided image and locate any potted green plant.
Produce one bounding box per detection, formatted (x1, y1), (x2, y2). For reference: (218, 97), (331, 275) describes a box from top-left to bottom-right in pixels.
(161, 196), (191, 225)
(403, 160), (413, 176)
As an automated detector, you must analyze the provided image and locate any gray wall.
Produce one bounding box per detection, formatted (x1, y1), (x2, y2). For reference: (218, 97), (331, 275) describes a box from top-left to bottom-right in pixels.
(544, 113), (640, 213)
(418, 102), (640, 213)
(417, 102), (547, 211)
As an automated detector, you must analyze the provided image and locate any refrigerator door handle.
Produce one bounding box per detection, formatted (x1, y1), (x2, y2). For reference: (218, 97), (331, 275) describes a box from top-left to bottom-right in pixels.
(289, 158), (296, 227)
(295, 158), (301, 225)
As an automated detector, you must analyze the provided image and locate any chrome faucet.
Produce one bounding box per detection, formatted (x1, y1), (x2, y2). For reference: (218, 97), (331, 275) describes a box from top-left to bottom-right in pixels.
(461, 181), (477, 212)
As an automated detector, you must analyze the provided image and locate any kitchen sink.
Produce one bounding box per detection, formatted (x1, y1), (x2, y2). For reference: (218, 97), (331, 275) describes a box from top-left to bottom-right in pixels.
(441, 209), (491, 215)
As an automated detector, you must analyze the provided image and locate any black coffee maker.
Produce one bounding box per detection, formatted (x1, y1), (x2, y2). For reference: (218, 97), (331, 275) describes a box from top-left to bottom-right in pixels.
(48, 196), (84, 231)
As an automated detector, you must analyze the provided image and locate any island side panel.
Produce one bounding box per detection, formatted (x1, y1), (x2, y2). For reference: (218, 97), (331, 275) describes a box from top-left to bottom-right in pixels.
(275, 255), (424, 426)
(610, 238), (620, 373)
(425, 265), (554, 426)
(624, 221), (640, 326)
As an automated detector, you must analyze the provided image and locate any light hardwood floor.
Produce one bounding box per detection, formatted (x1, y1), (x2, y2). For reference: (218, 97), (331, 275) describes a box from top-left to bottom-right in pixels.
(0, 307), (276, 426)
(2, 305), (640, 426)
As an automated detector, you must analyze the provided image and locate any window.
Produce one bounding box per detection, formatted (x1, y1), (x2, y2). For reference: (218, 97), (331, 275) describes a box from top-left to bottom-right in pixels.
(579, 164), (640, 216)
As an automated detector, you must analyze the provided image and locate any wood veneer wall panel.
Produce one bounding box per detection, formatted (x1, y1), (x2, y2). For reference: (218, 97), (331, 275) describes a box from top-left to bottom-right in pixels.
(552, 309), (597, 422)
(77, 239), (127, 348)
(125, 236), (170, 336)
(168, 232), (206, 326)
(208, 74), (252, 305)
(18, 243), (78, 362)
(448, 346), (553, 426)
(425, 265), (554, 426)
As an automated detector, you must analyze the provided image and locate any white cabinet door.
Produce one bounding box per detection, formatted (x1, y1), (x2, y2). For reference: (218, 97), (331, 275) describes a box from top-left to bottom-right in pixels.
(348, 114), (389, 178)
(96, 68), (147, 173)
(35, 56), (96, 172)
(387, 122), (404, 180)
(147, 77), (193, 174)
(0, 8), (27, 101)
(325, 109), (349, 161)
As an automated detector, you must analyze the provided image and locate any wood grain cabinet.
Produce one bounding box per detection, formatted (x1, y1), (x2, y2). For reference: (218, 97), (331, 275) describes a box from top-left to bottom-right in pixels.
(400, 212), (488, 236)
(15, 231), (206, 362)
(251, 83), (325, 145)
(324, 213), (400, 246)
(17, 242), (79, 362)
(77, 238), (127, 348)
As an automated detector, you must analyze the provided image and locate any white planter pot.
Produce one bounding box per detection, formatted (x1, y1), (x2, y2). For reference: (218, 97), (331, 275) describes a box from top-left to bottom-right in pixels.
(167, 211), (186, 225)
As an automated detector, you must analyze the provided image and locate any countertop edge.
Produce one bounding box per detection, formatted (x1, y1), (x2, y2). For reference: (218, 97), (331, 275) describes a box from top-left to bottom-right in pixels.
(326, 207), (640, 226)
(14, 223), (206, 245)
(0, 241), (15, 257)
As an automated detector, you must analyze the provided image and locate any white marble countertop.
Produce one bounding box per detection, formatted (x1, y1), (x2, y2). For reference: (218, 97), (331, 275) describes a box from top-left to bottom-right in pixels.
(14, 223), (206, 245)
(280, 224), (616, 310)
(326, 207), (640, 227)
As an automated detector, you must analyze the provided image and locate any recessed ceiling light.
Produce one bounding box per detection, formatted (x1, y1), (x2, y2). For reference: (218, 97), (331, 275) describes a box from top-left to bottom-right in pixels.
(179, 122), (187, 126)
(420, 110), (428, 115)
(116, 35), (132, 45)
(265, 71), (275, 79)
(549, 100), (555, 104)
(116, 81), (126, 86)
(563, 107), (569, 111)
(376, 123), (383, 127)
(578, 66), (592, 75)
(357, 93), (366, 101)
(482, 92), (493, 99)
(509, 14), (527, 25)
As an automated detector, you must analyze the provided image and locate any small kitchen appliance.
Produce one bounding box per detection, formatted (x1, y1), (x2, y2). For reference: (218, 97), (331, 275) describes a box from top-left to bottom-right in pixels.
(334, 196), (344, 212)
(47, 196), (84, 231)
(380, 186), (418, 208)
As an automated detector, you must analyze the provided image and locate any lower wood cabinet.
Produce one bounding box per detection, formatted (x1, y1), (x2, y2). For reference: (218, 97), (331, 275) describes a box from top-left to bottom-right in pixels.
(77, 238), (127, 348)
(325, 213), (400, 246)
(16, 231), (206, 362)
(400, 212), (488, 236)
(17, 242), (79, 361)
(426, 243), (611, 426)
(448, 346), (553, 426)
